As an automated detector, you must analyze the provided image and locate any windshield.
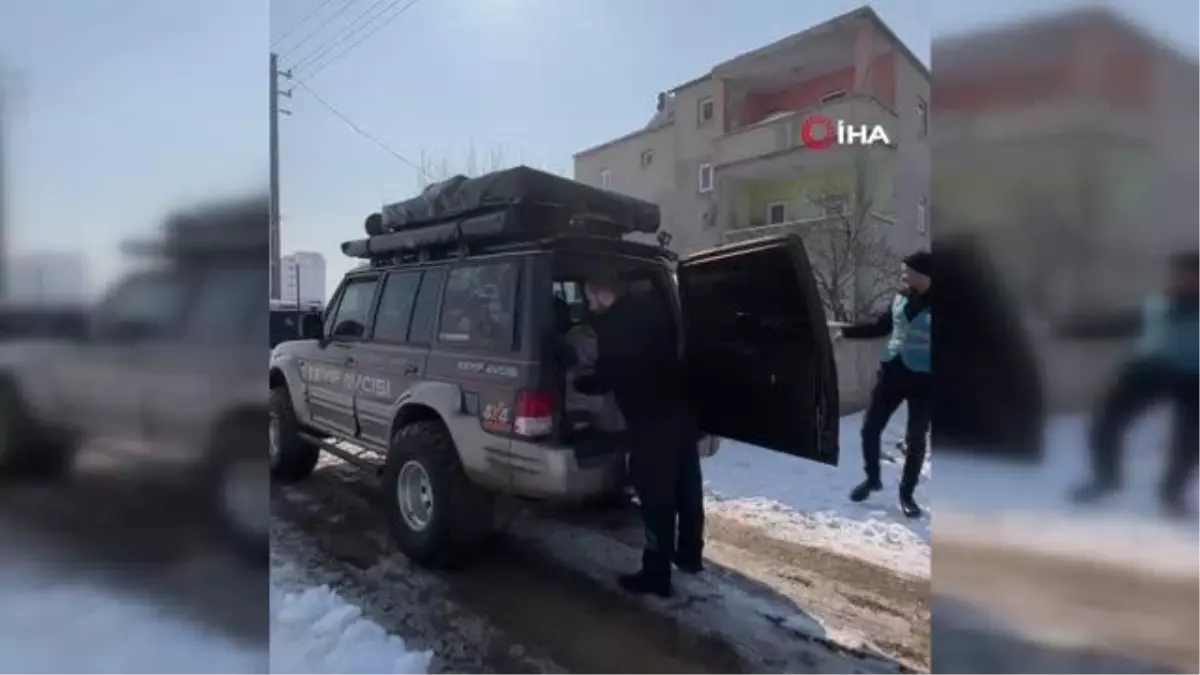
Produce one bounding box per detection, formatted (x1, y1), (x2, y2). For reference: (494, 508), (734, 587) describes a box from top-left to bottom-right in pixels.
(97, 270), (187, 337)
(183, 265), (267, 345)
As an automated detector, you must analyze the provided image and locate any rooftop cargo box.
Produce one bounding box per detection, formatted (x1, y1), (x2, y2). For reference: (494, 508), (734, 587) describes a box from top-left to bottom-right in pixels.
(362, 165), (659, 238)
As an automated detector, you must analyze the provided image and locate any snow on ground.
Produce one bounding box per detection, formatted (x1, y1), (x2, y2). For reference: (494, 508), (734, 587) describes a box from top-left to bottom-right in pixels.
(269, 564), (432, 674)
(932, 408), (1199, 576)
(0, 521), (430, 674)
(702, 399), (1199, 580)
(0, 544), (265, 673)
(704, 408), (932, 578)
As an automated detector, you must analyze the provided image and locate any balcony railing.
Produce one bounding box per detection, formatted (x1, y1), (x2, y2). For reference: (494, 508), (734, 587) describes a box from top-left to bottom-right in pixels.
(716, 94), (899, 168)
(722, 210), (896, 244)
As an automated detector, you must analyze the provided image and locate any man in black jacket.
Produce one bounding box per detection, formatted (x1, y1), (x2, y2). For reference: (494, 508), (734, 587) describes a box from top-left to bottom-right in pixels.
(575, 272), (703, 597)
(839, 251), (932, 518)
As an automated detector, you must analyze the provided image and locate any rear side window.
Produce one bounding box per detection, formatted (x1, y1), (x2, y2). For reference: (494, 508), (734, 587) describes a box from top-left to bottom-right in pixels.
(409, 268), (446, 344)
(438, 261), (518, 350)
(372, 272), (422, 343)
(328, 276), (378, 340)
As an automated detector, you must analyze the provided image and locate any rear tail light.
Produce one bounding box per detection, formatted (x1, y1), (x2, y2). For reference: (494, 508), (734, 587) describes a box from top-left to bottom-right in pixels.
(514, 389), (555, 438)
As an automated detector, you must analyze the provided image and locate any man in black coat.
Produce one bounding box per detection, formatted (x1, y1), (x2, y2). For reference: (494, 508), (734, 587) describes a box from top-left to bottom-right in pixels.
(574, 272), (704, 597)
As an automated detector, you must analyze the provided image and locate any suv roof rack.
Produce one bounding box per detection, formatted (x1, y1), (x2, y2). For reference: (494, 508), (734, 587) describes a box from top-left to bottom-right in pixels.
(343, 232), (675, 270)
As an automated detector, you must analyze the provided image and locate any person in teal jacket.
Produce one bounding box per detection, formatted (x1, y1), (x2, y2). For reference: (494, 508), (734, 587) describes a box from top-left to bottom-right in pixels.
(838, 251), (932, 518)
(1059, 251), (1199, 516)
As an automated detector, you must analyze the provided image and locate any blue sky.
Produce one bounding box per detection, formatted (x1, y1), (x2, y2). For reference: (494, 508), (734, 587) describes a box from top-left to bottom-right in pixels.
(2, 0), (1196, 296)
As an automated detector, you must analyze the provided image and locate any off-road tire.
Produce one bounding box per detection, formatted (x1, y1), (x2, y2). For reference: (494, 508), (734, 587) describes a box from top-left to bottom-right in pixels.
(382, 420), (494, 568)
(206, 416), (268, 566)
(0, 380), (77, 480)
(269, 386), (319, 483)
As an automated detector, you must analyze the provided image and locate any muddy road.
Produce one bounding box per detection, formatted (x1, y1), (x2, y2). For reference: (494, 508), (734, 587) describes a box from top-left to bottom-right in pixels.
(0, 451), (268, 653)
(273, 457), (929, 673)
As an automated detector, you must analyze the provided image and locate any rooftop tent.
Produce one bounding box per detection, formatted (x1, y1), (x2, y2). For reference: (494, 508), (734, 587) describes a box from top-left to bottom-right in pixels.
(375, 166), (659, 234)
(346, 166), (662, 260)
(122, 196), (269, 258)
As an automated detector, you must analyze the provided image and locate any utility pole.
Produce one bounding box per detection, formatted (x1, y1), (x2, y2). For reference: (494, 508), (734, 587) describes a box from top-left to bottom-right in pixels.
(0, 70), (11, 300)
(269, 52), (292, 300)
(0, 69), (23, 302)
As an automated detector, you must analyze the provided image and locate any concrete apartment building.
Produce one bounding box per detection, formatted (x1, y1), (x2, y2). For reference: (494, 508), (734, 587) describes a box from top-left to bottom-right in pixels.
(574, 6), (930, 408)
(574, 6), (931, 283)
(280, 251), (327, 306)
(934, 8), (1198, 407)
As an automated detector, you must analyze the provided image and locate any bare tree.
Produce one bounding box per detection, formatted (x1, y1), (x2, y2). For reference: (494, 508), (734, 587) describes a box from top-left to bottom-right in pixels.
(802, 151), (900, 323)
(417, 142), (563, 189)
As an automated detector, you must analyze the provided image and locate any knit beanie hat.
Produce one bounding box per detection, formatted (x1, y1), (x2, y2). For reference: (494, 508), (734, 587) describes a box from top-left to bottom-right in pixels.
(903, 251), (932, 278)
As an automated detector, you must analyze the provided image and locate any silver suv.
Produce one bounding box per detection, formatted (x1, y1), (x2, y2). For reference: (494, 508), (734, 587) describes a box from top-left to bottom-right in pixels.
(268, 168), (839, 566)
(0, 199), (268, 561)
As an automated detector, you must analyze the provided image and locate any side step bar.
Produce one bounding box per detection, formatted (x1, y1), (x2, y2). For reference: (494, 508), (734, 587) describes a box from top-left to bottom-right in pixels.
(298, 432), (384, 474)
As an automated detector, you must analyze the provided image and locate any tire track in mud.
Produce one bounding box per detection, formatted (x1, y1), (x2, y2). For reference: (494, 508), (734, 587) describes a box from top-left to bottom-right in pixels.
(272, 459), (747, 674)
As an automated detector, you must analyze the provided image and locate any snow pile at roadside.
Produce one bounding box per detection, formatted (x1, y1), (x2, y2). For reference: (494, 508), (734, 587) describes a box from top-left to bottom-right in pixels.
(703, 409), (931, 579)
(932, 409), (1198, 575)
(0, 550), (264, 673)
(270, 578), (432, 674)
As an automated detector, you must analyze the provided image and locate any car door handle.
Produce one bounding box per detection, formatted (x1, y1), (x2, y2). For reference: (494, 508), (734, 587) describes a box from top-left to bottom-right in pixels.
(345, 357), (357, 367)
(404, 364), (419, 375)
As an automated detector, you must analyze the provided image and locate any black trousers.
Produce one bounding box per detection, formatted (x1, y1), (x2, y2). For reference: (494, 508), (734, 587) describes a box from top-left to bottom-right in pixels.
(1090, 359), (1199, 500)
(861, 360), (931, 496)
(627, 410), (704, 579)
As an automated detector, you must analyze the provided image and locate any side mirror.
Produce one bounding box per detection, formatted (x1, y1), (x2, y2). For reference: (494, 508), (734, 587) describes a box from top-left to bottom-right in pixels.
(300, 312), (324, 340)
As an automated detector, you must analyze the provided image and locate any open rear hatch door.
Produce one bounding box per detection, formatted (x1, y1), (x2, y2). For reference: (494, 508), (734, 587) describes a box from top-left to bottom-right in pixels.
(677, 235), (839, 465)
(935, 235), (1044, 460)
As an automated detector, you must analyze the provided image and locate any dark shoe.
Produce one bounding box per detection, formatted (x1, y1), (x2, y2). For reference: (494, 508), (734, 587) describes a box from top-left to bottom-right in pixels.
(849, 479), (883, 503)
(674, 555), (704, 574)
(1069, 480), (1117, 504)
(618, 571), (672, 598)
(899, 494), (923, 518)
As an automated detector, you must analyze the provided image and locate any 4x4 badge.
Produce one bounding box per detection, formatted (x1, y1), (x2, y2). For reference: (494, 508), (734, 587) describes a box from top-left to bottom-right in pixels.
(482, 402), (513, 431)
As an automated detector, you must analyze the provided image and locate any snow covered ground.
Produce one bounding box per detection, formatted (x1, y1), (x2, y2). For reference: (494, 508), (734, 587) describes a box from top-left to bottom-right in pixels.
(0, 523), (430, 674)
(270, 563), (432, 674)
(0, 532), (265, 673)
(703, 404), (1198, 581)
(933, 408), (1198, 578)
(704, 408), (932, 578)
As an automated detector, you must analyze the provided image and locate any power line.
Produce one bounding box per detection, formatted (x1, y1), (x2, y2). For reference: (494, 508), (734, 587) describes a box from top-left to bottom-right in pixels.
(295, 80), (425, 176)
(280, 0), (362, 64)
(271, 0), (338, 48)
(297, 0), (426, 83)
(290, 0), (401, 74)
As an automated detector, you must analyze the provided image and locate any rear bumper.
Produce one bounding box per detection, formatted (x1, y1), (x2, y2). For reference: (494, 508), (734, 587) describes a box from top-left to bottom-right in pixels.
(468, 437), (625, 502)
(468, 433), (716, 501)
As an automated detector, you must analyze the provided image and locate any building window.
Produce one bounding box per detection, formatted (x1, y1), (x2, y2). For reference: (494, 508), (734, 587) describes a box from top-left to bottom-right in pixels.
(917, 197), (928, 233)
(766, 201), (788, 225)
(698, 96), (714, 126)
(819, 193), (848, 216)
(917, 98), (928, 138)
(640, 149), (654, 168)
(820, 89), (847, 104)
(599, 168), (612, 189)
(697, 163), (713, 193)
